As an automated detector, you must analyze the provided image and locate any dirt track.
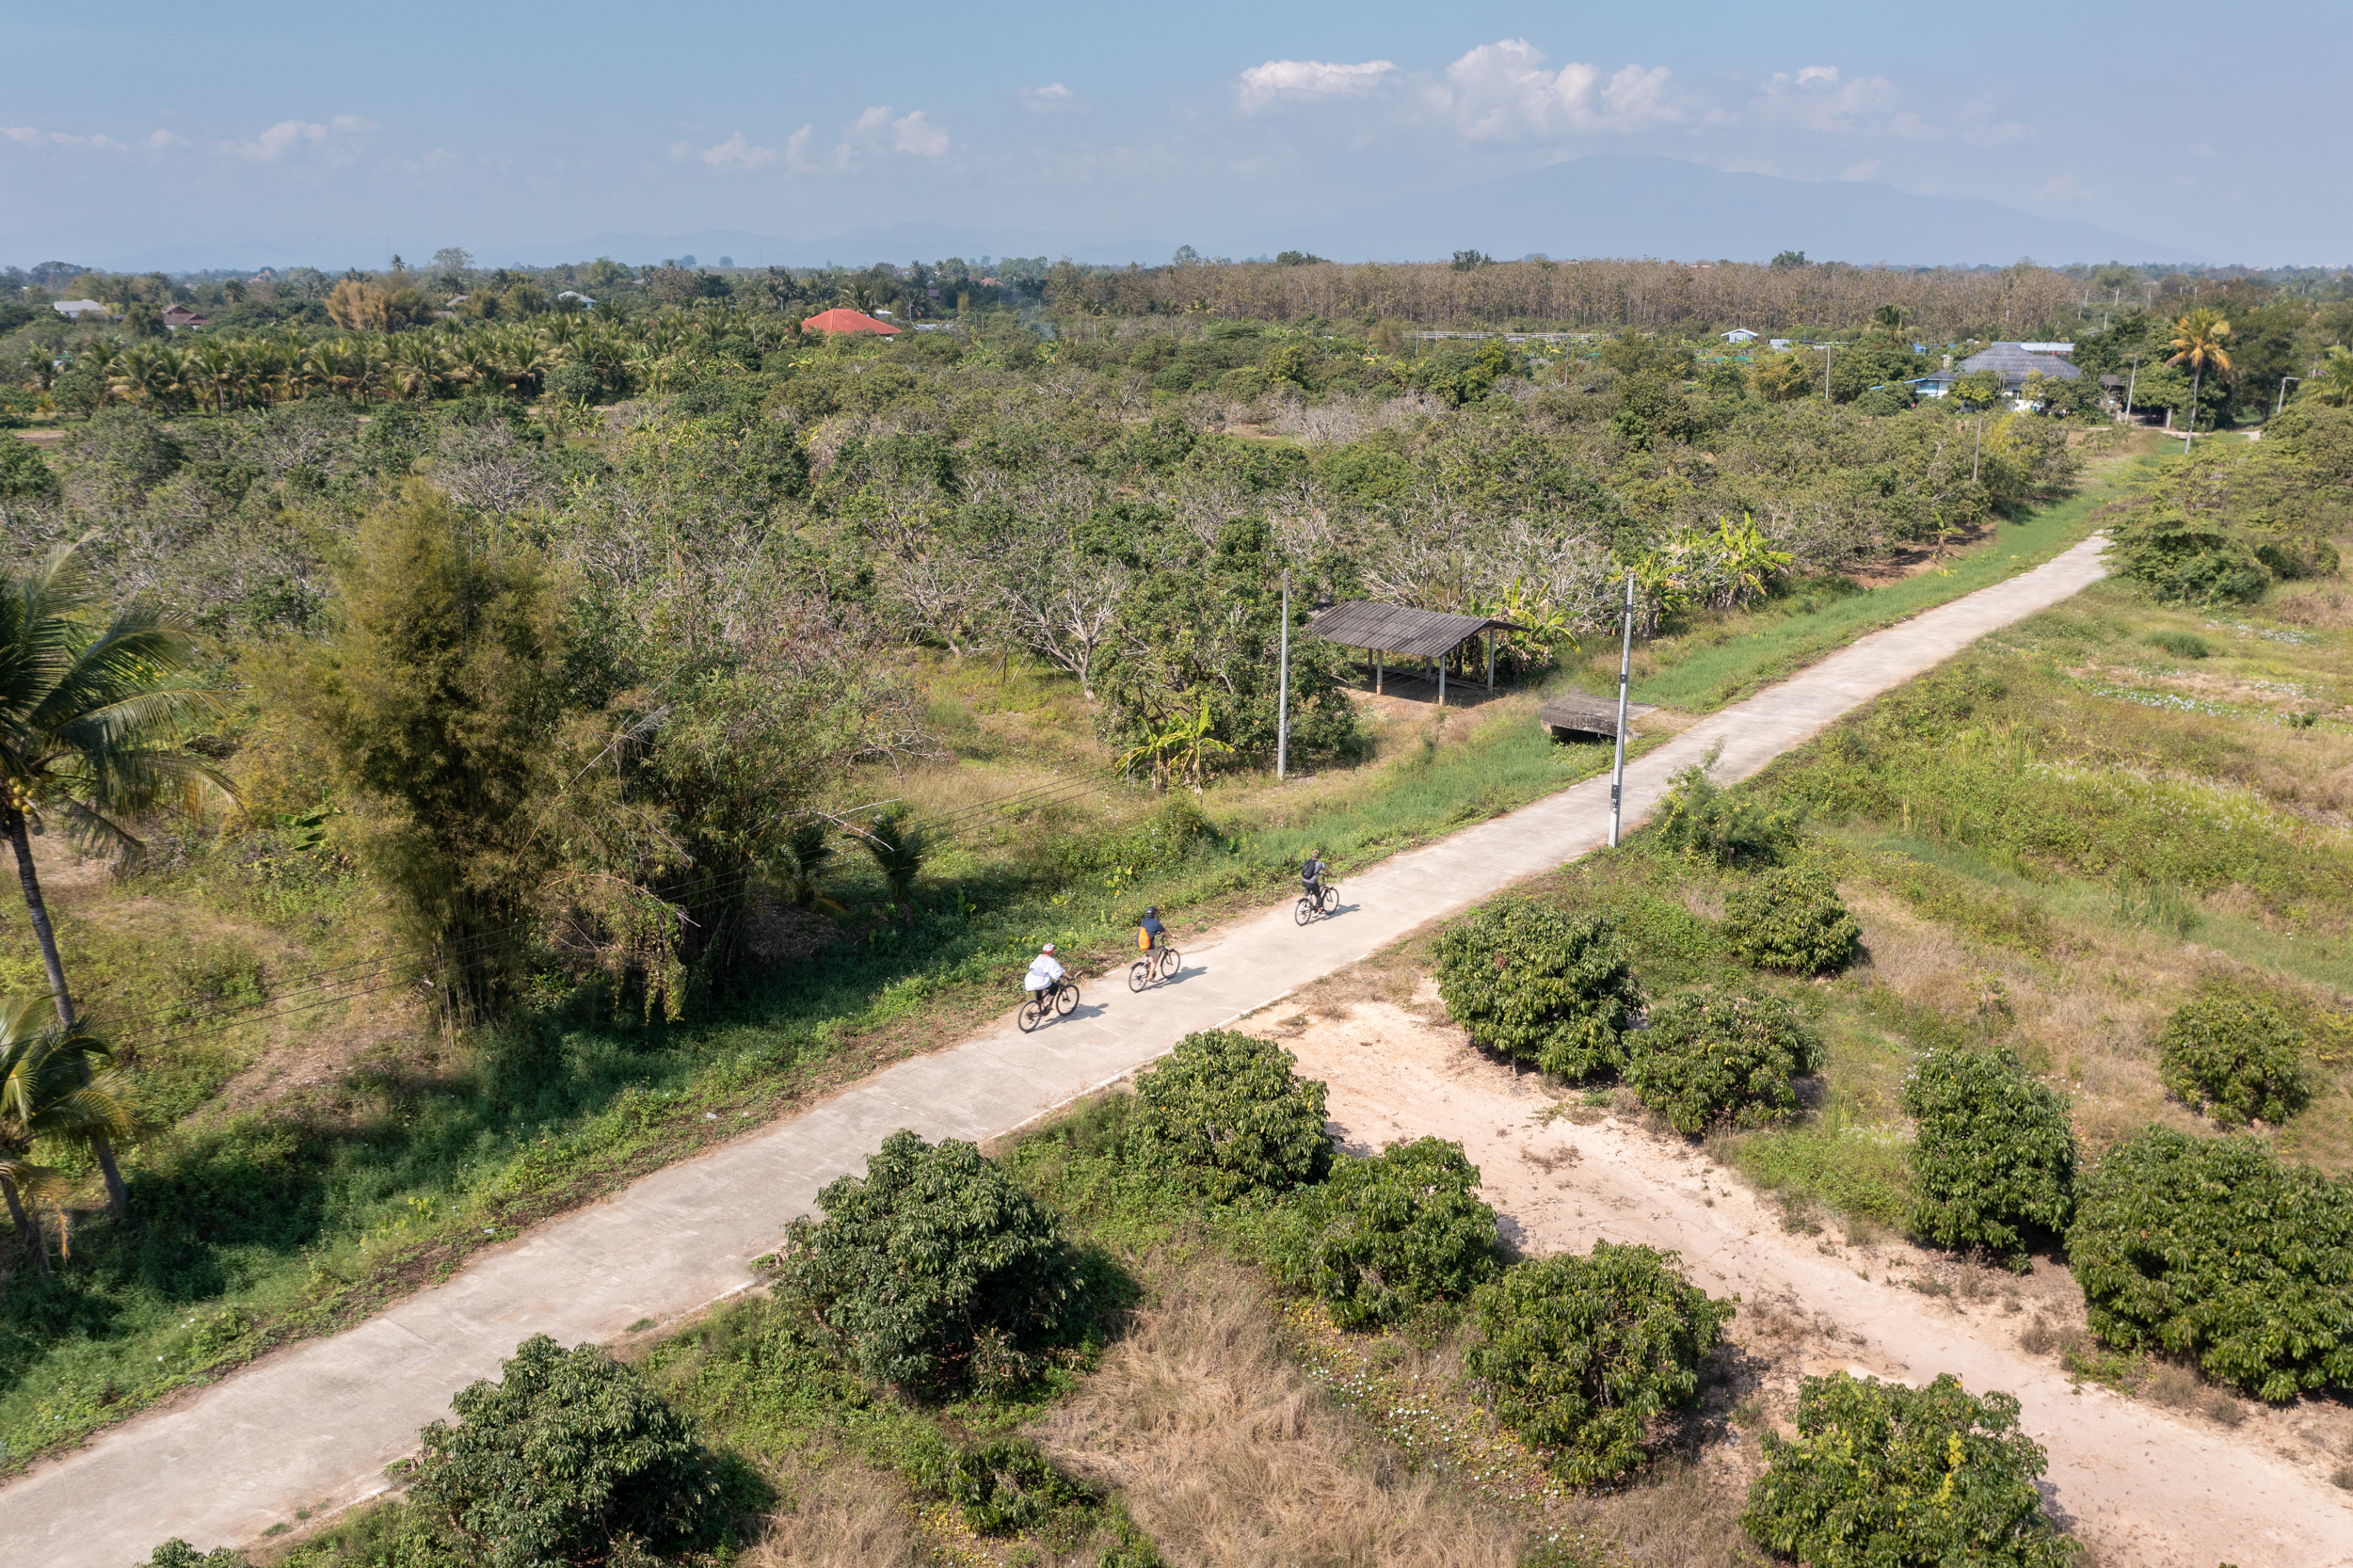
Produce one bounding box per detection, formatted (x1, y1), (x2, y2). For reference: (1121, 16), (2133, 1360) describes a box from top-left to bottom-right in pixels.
(1274, 995), (2353, 1568)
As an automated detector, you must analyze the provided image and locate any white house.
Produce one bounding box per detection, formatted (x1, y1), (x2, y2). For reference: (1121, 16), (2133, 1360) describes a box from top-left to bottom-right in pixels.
(1721, 328), (1760, 344)
(52, 299), (111, 319)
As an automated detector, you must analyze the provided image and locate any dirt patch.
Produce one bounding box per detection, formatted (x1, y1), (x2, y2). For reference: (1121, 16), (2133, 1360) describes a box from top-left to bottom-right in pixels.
(1846, 520), (1999, 589)
(1255, 990), (2353, 1568)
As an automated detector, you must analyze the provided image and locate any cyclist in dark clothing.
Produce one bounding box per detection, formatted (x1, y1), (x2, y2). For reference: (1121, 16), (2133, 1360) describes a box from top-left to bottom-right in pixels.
(1139, 905), (1167, 948)
(1302, 850), (1328, 901)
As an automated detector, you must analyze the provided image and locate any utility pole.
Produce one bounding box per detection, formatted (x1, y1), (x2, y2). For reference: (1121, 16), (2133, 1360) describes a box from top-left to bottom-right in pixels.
(1275, 568), (1290, 781)
(1822, 343), (1833, 403)
(2122, 354), (2139, 424)
(1972, 417), (1983, 486)
(1608, 571), (1635, 850)
(2277, 376), (2299, 418)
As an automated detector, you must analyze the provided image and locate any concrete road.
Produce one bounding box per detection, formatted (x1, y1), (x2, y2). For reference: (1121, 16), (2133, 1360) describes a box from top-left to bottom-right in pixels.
(0, 537), (2110, 1566)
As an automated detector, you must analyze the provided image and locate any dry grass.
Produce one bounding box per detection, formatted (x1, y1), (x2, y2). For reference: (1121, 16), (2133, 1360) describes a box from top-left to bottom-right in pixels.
(1031, 1258), (1530, 1568)
(747, 1452), (926, 1568)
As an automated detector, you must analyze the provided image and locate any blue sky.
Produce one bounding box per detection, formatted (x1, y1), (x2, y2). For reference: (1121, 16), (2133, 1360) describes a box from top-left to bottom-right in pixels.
(3, 1), (2345, 265)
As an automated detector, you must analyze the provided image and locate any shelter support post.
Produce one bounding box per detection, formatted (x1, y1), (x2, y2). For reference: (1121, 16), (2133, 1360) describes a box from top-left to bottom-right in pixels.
(1438, 652), (1447, 707)
(1485, 631), (1495, 689)
(1375, 649), (1383, 694)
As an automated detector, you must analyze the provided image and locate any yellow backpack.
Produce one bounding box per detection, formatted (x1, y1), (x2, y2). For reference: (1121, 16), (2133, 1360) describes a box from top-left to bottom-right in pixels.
(1138, 926), (1151, 951)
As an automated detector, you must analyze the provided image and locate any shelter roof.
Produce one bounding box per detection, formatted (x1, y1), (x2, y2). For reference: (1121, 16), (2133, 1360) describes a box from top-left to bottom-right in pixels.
(1307, 602), (1520, 660)
(800, 307), (902, 336)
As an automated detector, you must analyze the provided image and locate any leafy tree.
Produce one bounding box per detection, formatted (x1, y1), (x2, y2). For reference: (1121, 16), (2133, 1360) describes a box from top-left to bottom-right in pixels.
(1951, 369), (2007, 408)
(0, 540), (225, 1214)
(1433, 903), (1642, 1080)
(2155, 993), (2310, 1128)
(1467, 1242), (1736, 1484)
(1742, 1373), (2075, 1568)
(782, 1129), (1086, 1395)
(1627, 985), (1822, 1134)
(1129, 1030), (1332, 1200)
(2105, 504), (2269, 604)
(2167, 308), (2232, 434)
(2069, 1128), (2353, 1400)
(1649, 759), (1803, 866)
(1724, 865), (1859, 975)
(0, 1000), (132, 1272)
(409, 1333), (726, 1568)
(1902, 1045), (2075, 1263)
(289, 486), (568, 1018)
(0, 440), (60, 505)
(1272, 1136), (1499, 1327)
(858, 808), (927, 909)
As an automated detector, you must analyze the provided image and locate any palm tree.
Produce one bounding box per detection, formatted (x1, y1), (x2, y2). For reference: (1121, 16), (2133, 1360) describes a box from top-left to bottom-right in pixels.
(2307, 345), (2353, 408)
(0, 542), (229, 1216)
(2167, 308), (2232, 445)
(1, 1000), (133, 1274)
(775, 823), (846, 917)
(857, 811), (927, 911)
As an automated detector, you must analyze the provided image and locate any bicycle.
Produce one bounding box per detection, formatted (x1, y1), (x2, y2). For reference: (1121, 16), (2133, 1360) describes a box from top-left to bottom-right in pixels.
(1017, 976), (1080, 1032)
(1128, 936), (1182, 991)
(1293, 882), (1340, 925)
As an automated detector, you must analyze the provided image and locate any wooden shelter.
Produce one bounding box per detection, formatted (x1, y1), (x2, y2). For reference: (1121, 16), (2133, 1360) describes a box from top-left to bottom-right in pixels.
(1306, 602), (1522, 706)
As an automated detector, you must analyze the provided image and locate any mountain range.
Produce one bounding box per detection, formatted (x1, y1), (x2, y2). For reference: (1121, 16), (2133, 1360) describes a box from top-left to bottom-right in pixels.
(4, 154), (2196, 275)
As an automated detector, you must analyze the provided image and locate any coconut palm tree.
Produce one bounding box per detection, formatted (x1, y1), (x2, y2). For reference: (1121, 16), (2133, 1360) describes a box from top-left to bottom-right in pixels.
(2167, 308), (2232, 444)
(857, 811), (927, 912)
(2307, 345), (2353, 408)
(0, 999), (133, 1274)
(0, 542), (230, 1216)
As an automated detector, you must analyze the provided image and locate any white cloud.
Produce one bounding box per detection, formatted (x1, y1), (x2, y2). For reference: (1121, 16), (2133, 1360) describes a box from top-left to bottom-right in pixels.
(1950, 93), (2034, 149)
(2031, 172), (2096, 203)
(4, 124), (184, 152)
(1434, 40), (1684, 140)
(1841, 158), (1881, 182)
(1749, 66), (1901, 134)
(1236, 58), (1399, 112)
(1021, 83), (1087, 114)
(782, 107), (952, 175)
(221, 114), (377, 163)
(680, 131), (777, 170)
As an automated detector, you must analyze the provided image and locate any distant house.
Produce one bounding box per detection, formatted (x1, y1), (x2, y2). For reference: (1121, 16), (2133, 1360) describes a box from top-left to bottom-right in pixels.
(161, 305), (208, 329)
(1721, 328), (1760, 344)
(1915, 342), (2082, 404)
(798, 307), (902, 337)
(52, 299), (111, 319)
(556, 290), (596, 307)
(1768, 338), (1792, 351)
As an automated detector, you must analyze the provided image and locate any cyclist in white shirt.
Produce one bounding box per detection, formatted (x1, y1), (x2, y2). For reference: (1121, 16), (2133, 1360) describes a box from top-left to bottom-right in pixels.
(1024, 942), (1064, 995)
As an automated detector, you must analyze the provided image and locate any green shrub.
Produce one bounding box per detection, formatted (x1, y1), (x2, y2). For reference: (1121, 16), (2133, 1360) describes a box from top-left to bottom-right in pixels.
(2155, 995), (2311, 1128)
(782, 1129), (1087, 1395)
(1272, 1136), (1500, 1327)
(2106, 504), (2269, 604)
(1626, 985), (1822, 1134)
(139, 1544), (248, 1568)
(1129, 1030), (1333, 1200)
(1902, 1046), (2075, 1263)
(408, 1334), (725, 1568)
(1649, 760), (1804, 866)
(2146, 630), (2209, 659)
(1742, 1372), (2075, 1567)
(0, 440), (60, 503)
(1433, 903), (1642, 1080)
(2069, 1128), (2353, 1400)
(1724, 865), (1860, 975)
(1466, 1241), (1735, 1484)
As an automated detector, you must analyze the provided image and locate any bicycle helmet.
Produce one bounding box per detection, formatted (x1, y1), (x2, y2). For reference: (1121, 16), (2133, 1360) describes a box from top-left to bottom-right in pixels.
(1144, 906), (1158, 918)
(1041, 942), (1056, 954)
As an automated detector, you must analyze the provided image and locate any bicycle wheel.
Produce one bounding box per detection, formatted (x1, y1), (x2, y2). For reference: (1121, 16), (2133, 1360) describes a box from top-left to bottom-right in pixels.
(1128, 959), (1150, 992)
(1055, 981), (1080, 1016)
(1158, 946), (1181, 981)
(1017, 994), (1045, 1032)
(1321, 885), (1340, 914)
(1294, 896), (1314, 926)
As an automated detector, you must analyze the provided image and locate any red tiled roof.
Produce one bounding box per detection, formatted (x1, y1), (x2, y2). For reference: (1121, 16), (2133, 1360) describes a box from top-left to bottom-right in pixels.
(798, 308), (901, 336)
